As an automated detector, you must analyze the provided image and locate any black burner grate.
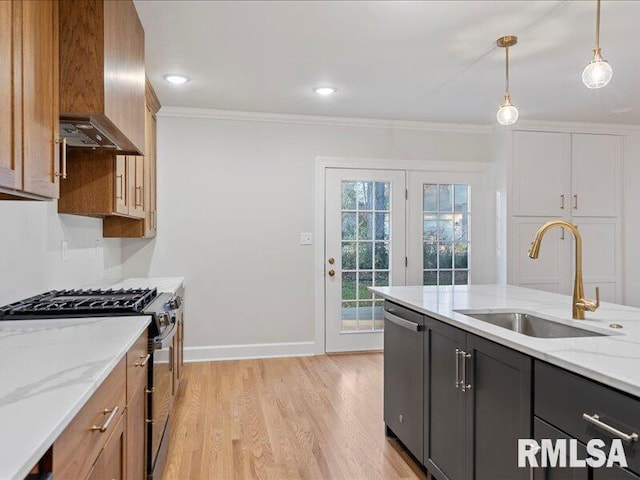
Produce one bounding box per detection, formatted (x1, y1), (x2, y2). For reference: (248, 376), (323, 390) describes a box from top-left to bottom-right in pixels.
(0, 288), (158, 320)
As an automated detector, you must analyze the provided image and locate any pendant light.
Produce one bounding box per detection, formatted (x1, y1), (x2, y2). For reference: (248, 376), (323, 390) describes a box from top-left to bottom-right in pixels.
(582, 0), (612, 89)
(496, 35), (519, 126)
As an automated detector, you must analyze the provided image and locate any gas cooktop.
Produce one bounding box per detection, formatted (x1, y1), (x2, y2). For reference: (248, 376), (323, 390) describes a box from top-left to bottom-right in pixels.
(0, 288), (158, 320)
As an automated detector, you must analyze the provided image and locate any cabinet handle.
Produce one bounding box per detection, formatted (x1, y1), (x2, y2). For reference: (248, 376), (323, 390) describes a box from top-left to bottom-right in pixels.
(134, 186), (142, 206)
(55, 138), (67, 179)
(561, 227), (565, 241)
(573, 194), (578, 210)
(582, 413), (639, 443)
(383, 312), (423, 332)
(455, 348), (461, 389)
(560, 194), (565, 210)
(116, 174), (124, 199)
(460, 351), (472, 392)
(169, 345), (174, 372)
(90, 406), (119, 433)
(134, 353), (150, 367)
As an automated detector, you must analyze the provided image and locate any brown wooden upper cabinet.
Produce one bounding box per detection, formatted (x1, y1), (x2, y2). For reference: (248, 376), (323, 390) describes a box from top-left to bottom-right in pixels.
(103, 79), (160, 238)
(59, 0), (145, 155)
(0, 0), (61, 200)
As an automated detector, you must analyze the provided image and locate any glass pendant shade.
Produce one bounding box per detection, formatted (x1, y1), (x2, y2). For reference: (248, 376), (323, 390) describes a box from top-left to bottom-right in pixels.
(582, 56), (612, 89)
(497, 102), (519, 125)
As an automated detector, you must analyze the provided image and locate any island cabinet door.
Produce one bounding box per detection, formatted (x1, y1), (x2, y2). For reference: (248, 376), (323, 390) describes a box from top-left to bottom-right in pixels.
(424, 318), (468, 480)
(533, 418), (589, 480)
(466, 334), (532, 480)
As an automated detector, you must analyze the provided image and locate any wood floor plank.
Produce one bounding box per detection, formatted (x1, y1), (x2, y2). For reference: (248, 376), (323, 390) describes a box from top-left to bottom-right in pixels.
(163, 353), (428, 480)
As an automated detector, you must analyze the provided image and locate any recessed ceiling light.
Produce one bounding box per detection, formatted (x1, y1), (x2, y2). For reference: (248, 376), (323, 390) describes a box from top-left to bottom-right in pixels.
(163, 74), (190, 85)
(313, 86), (337, 96)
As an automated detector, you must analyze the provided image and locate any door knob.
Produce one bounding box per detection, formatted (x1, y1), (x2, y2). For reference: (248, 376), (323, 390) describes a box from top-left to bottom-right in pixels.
(328, 257), (335, 265)
(328, 270), (335, 277)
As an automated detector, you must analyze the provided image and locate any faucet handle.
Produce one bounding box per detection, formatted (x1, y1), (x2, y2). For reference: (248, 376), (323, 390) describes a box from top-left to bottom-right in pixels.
(577, 287), (600, 312)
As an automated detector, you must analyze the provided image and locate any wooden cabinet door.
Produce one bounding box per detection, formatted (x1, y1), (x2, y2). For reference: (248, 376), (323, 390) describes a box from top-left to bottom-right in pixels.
(533, 418), (589, 480)
(87, 412), (126, 480)
(0, 0), (21, 191)
(21, 0), (59, 198)
(115, 155), (128, 215)
(571, 134), (621, 217)
(425, 318), (467, 480)
(126, 383), (147, 480)
(573, 218), (622, 304)
(512, 131), (571, 217)
(510, 217), (571, 295)
(467, 334), (531, 480)
(144, 105), (157, 237)
(127, 155), (144, 219)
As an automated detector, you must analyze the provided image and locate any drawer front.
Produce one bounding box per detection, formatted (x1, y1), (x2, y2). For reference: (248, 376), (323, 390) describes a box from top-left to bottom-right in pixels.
(127, 330), (149, 402)
(53, 358), (127, 480)
(535, 361), (640, 475)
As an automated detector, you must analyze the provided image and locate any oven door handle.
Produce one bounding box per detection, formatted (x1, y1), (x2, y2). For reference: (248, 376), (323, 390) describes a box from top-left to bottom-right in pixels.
(153, 323), (177, 349)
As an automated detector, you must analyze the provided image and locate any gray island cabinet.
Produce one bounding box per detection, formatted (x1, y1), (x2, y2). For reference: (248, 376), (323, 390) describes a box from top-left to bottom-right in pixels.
(380, 295), (640, 480)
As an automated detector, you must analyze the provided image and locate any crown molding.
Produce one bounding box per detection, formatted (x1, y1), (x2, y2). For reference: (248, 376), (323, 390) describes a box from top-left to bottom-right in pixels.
(158, 106), (493, 134)
(503, 119), (640, 135)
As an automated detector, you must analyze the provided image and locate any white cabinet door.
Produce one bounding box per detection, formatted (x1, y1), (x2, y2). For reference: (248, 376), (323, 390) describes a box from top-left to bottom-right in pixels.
(571, 134), (621, 217)
(510, 217), (570, 294)
(512, 131), (571, 217)
(574, 218), (622, 304)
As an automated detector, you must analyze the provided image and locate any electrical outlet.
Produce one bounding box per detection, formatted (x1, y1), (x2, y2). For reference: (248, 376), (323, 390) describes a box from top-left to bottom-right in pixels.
(300, 233), (313, 245)
(61, 240), (68, 262)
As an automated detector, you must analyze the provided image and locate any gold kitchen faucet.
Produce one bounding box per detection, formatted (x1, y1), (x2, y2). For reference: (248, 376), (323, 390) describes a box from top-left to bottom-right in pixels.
(528, 220), (600, 320)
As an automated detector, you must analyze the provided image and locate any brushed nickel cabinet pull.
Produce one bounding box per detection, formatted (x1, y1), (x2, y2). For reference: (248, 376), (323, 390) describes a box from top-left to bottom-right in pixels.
(582, 413), (639, 443)
(560, 194), (565, 210)
(455, 348), (461, 389)
(134, 353), (150, 367)
(145, 387), (155, 394)
(90, 406), (119, 433)
(573, 194), (578, 209)
(461, 351), (472, 392)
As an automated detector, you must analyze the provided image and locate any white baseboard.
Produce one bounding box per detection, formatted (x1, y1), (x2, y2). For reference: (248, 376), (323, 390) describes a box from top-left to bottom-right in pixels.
(184, 341), (317, 362)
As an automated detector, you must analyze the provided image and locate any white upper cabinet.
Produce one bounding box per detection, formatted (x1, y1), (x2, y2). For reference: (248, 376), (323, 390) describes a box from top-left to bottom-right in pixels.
(512, 131), (571, 217)
(571, 134), (621, 217)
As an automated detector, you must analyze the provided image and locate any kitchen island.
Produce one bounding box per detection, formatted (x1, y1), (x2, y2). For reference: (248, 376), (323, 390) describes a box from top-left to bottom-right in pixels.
(371, 284), (640, 480)
(0, 316), (150, 479)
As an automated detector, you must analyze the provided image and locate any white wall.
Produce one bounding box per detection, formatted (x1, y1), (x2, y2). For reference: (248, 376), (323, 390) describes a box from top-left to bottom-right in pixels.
(0, 200), (122, 305)
(624, 134), (640, 307)
(120, 110), (492, 358)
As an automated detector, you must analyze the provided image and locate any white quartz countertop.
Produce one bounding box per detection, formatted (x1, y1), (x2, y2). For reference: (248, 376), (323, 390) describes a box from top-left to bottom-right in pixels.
(370, 285), (640, 398)
(87, 276), (185, 295)
(0, 315), (151, 480)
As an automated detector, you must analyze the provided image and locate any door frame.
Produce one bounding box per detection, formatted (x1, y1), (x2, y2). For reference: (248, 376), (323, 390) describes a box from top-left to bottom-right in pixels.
(314, 157), (490, 355)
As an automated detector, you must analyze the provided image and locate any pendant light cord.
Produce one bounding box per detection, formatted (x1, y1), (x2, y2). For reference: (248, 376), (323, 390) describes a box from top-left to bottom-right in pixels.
(505, 45), (510, 97)
(595, 0), (601, 49)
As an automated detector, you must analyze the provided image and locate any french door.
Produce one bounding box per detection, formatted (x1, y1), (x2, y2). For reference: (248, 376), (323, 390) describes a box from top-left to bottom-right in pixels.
(325, 169), (406, 352)
(324, 168), (485, 353)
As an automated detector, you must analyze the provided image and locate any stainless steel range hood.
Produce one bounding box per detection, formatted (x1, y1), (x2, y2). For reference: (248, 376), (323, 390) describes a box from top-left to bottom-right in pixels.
(59, 119), (119, 149)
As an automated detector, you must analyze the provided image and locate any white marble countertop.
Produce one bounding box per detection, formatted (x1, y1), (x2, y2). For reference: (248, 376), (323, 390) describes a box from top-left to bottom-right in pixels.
(87, 276), (185, 295)
(0, 315), (151, 480)
(370, 285), (640, 397)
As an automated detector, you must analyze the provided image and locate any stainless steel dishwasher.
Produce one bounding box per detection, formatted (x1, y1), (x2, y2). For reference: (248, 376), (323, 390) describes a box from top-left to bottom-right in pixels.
(383, 300), (425, 463)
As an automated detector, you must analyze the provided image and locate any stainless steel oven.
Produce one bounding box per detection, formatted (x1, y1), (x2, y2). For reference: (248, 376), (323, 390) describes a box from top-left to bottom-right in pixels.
(144, 294), (181, 480)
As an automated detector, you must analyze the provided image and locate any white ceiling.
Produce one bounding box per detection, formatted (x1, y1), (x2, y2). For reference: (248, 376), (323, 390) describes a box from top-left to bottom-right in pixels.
(135, 0), (640, 125)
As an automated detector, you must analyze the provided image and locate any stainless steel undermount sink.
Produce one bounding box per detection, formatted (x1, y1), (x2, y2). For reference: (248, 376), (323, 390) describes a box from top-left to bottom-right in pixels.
(456, 311), (609, 338)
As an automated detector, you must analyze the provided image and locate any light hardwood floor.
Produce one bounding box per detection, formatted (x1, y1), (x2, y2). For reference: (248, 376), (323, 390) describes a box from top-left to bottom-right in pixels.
(163, 353), (428, 480)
